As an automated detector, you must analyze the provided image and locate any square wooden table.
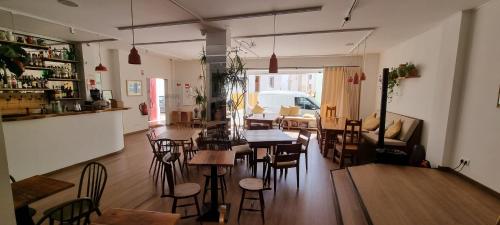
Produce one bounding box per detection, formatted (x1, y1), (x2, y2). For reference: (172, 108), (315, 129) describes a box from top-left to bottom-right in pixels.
(12, 175), (74, 225)
(91, 208), (181, 225)
(243, 129), (296, 176)
(155, 128), (198, 141)
(189, 150), (235, 222)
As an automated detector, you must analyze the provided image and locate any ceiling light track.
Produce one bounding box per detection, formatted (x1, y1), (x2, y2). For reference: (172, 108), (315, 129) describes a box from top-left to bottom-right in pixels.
(116, 6), (323, 30)
(134, 38), (206, 46)
(78, 38), (118, 44)
(233, 27), (375, 39)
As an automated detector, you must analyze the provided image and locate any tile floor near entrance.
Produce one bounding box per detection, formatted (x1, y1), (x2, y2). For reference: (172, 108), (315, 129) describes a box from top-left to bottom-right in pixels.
(30, 127), (340, 225)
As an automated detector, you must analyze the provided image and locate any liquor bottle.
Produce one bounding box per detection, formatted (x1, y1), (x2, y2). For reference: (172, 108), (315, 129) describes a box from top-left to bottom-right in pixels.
(11, 76), (17, 88)
(31, 76), (37, 88)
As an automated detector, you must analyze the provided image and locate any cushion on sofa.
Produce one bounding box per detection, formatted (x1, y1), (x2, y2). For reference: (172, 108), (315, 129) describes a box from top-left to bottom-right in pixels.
(385, 112), (419, 142)
(279, 106), (291, 116)
(385, 119), (402, 138)
(363, 113), (379, 131)
(288, 106), (301, 116)
(252, 104), (265, 114)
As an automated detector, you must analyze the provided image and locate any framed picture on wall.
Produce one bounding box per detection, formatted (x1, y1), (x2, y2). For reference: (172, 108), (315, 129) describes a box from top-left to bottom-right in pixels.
(127, 80), (142, 96)
(102, 90), (113, 102)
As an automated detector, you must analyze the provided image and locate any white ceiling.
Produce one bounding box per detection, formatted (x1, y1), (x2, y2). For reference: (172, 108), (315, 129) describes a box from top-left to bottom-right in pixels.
(0, 0), (490, 59)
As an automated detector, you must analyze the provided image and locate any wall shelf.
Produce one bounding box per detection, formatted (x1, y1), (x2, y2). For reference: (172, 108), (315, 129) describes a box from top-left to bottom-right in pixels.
(47, 78), (80, 82)
(0, 40), (50, 50)
(0, 88), (49, 91)
(25, 66), (53, 71)
(42, 57), (79, 64)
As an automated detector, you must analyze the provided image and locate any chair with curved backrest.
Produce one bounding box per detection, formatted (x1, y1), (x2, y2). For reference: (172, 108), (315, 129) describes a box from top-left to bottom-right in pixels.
(326, 106), (337, 118)
(146, 133), (181, 184)
(334, 119), (362, 168)
(161, 162), (201, 219)
(37, 198), (94, 225)
(77, 162), (107, 216)
(269, 143), (302, 195)
(297, 129), (312, 171)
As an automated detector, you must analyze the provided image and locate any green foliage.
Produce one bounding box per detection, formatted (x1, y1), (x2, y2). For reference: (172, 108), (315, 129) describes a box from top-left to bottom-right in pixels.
(387, 62), (418, 101)
(0, 43), (29, 77)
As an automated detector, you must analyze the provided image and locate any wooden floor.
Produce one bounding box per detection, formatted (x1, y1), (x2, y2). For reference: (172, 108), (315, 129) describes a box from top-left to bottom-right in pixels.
(29, 127), (341, 225)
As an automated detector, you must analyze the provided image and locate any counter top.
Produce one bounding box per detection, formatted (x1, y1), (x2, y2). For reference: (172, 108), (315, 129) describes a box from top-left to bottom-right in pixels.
(1, 107), (130, 122)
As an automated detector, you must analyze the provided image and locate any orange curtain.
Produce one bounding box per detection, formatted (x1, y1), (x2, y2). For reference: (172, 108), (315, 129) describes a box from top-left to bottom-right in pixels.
(321, 66), (361, 119)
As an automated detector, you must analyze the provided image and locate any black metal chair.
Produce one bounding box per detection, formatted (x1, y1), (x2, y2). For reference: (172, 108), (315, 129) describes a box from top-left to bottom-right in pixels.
(269, 144), (302, 195)
(237, 155), (272, 223)
(161, 162), (201, 219)
(146, 133), (181, 184)
(37, 198), (94, 225)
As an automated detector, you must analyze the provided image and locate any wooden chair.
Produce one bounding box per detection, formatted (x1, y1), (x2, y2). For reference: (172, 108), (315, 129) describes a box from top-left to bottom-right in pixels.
(334, 119), (362, 168)
(37, 198), (94, 225)
(237, 155), (271, 223)
(231, 143), (253, 166)
(44, 162), (107, 221)
(181, 137), (198, 173)
(296, 129), (312, 171)
(10, 176), (37, 218)
(326, 106), (337, 118)
(316, 113), (327, 153)
(269, 144), (302, 195)
(77, 162), (107, 216)
(146, 133), (181, 184)
(161, 162), (201, 219)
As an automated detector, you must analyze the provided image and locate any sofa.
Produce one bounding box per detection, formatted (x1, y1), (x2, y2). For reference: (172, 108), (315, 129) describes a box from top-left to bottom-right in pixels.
(362, 112), (423, 154)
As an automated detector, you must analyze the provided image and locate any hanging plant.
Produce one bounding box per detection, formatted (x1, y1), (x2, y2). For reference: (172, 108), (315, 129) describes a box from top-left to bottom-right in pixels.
(0, 43), (29, 77)
(387, 62), (418, 101)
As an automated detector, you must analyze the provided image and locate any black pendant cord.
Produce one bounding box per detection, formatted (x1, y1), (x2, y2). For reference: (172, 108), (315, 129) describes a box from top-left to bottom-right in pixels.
(273, 14), (276, 53)
(130, 0), (135, 46)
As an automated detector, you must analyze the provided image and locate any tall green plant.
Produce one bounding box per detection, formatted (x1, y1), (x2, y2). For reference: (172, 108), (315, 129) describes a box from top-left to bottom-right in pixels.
(0, 44), (29, 78)
(225, 50), (247, 142)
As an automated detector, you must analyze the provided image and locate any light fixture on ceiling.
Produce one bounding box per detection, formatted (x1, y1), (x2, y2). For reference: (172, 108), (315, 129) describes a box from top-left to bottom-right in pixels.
(95, 42), (108, 72)
(57, 0), (79, 7)
(268, 14), (278, 73)
(128, 0), (141, 65)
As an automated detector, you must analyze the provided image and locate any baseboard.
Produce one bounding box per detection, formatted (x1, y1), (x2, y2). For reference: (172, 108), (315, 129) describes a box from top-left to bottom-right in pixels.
(124, 128), (149, 136)
(43, 149), (124, 176)
(438, 166), (500, 198)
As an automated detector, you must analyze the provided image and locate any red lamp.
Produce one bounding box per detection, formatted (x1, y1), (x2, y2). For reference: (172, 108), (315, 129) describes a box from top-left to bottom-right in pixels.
(95, 42), (108, 72)
(347, 76), (353, 83)
(269, 53), (278, 73)
(361, 72), (366, 80)
(353, 73), (360, 84)
(128, 0), (141, 65)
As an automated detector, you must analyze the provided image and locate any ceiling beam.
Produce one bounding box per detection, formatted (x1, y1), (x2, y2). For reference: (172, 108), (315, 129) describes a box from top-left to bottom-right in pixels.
(134, 38), (206, 46)
(77, 38), (118, 44)
(117, 6), (323, 30)
(132, 27), (376, 46)
(233, 27), (376, 39)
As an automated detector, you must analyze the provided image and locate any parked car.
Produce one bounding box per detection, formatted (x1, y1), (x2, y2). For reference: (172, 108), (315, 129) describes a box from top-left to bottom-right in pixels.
(255, 90), (320, 115)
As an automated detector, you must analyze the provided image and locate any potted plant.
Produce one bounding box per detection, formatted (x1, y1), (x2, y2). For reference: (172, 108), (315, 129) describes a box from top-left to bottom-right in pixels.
(386, 62), (419, 102)
(0, 43), (29, 79)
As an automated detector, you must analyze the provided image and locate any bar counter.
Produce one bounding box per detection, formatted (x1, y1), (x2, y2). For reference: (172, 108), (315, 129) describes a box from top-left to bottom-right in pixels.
(2, 107), (128, 179)
(1, 107), (130, 122)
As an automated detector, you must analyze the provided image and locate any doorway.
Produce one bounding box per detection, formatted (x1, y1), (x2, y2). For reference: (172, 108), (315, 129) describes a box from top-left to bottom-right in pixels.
(147, 78), (168, 127)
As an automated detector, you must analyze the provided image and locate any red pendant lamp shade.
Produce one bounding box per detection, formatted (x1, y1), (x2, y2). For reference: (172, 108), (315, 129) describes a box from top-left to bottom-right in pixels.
(353, 73), (360, 84)
(361, 72), (366, 80)
(95, 63), (108, 72)
(347, 76), (353, 83)
(128, 0), (141, 65)
(128, 46), (141, 64)
(269, 53), (278, 73)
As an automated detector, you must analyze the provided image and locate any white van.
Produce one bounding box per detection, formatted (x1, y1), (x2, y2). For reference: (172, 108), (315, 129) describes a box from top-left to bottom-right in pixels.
(256, 91), (320, 115)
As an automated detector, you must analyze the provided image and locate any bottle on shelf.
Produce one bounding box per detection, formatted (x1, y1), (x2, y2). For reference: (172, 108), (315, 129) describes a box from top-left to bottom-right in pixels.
(11, 75), (17, 89)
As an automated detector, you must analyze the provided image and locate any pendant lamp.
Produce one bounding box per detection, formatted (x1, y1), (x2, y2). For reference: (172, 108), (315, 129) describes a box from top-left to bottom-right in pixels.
(361, 39), (367, 80)
(268, 15), (278, 73)
(353, 73), (359, 84)
(128, 0), (141, 65)
(347, 76), (353, 83)
(95, 42), (108, 72)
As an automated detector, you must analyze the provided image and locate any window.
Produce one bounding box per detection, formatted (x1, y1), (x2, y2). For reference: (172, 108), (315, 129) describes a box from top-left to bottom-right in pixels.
(269, 77), (275, 88)
(295, 97), (319, 110)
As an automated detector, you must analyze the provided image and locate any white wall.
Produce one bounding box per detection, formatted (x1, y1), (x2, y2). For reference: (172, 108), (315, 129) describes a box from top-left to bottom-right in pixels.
(379, 2), (500, 192)
(173, 55), (380, 118)
(81, 44), (174, 133)
(172, 60), (203, 112)
(0, 120), (16, 225)
(447, 0), (500, 192)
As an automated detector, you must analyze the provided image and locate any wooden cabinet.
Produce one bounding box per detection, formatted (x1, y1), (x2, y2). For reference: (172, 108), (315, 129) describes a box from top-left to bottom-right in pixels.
(171, 110), (192, 125)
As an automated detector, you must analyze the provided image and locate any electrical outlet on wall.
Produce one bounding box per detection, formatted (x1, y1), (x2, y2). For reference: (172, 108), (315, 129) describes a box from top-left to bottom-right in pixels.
(460, 158), (471, 166)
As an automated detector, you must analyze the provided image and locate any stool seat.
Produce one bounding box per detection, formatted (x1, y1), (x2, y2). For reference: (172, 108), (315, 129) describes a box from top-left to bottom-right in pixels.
(174, 183), (201, 198)
(239, 178), (264, 191)
(233, 144), (252, 154)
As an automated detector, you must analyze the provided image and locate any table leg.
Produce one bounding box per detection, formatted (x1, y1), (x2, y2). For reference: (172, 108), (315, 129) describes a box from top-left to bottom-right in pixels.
(15, 206), (34, 225)
(253, 147), (258, 177)
(198, 165), (220, 222)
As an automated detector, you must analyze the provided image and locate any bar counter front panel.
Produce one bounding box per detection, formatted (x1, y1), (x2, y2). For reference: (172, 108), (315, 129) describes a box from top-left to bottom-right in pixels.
(3, 109), (126, 179)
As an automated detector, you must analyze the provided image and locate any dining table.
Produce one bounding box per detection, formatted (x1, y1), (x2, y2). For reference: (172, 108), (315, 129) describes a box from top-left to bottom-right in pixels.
(91, 208), (181, 225)
(243, 129), (297, 176)
(189, 150), (235, 222)
(155, 128), (199, 142)
(11, 175), (74, 225)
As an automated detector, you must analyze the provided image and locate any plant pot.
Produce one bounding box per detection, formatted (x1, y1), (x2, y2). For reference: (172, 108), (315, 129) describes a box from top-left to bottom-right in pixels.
(408, 69), (418, 77)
